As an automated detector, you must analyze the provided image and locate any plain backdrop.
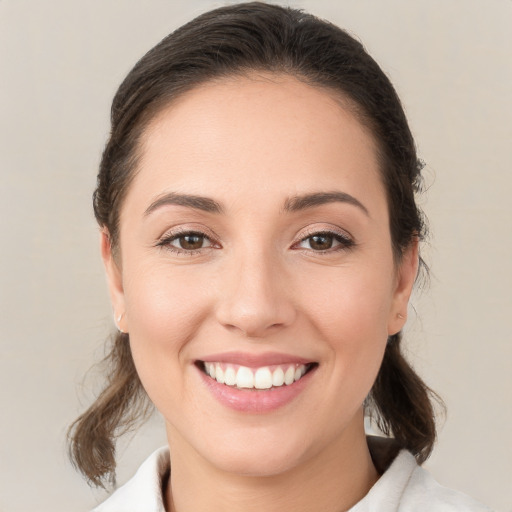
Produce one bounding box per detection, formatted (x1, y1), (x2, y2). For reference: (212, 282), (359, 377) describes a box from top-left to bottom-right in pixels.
(0, 1), (511, 511)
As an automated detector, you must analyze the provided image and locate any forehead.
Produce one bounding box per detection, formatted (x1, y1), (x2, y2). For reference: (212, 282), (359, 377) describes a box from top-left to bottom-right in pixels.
(126, 74), (386, 217)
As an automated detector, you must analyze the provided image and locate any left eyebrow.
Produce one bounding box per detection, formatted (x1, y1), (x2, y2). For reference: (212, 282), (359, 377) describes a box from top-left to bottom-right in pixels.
(144, 192), (224, 217)
(283, 191), (369, 216)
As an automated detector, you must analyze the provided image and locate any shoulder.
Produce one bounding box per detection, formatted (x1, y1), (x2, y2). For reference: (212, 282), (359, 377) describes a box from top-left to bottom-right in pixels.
(92, 447), (169, 512)
(400, 459), (493, 512)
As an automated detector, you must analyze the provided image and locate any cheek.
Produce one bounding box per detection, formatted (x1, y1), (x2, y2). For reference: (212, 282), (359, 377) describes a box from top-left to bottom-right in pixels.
(124, 262), (209, 341)
(121, 261), (213, 404)
(296, 262), (394, 389)
(299, 263), (394, 341)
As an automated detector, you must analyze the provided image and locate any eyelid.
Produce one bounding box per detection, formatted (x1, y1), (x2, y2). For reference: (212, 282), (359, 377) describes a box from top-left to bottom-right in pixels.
(157, 223), (218, 241)
(156, 224), (221, 254)
(296, 224), (353, 242)
(155, 223), (354, 255)
(291, 225), (355, 251)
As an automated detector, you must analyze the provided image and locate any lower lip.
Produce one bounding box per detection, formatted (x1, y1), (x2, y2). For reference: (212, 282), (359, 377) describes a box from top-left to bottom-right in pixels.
(198, 366), (316, 413)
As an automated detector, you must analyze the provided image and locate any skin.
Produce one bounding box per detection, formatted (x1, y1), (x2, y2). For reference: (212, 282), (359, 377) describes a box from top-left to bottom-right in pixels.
(102, 74), (418, 512)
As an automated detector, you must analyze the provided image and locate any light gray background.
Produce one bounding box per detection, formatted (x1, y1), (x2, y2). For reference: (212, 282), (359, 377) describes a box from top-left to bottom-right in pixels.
(1, 1), (511, 511)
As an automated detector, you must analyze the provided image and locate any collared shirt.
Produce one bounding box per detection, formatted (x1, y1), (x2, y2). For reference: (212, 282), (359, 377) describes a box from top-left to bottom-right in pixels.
(93, 446), (492, 512)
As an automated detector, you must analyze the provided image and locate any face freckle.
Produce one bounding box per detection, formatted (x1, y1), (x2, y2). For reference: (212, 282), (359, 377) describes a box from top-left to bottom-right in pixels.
(104, 73), (416, 478)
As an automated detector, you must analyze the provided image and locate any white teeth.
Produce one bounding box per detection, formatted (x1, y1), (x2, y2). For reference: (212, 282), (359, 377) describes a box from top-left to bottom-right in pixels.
(254, 367), (273, 389)
(224, 366), (236, 386)
(272, 367), (285, 387)
(284, 366), (295, 385)
(215, 364), (225, 384)
(236, 366), (254, 388)
(205, 362), (216, 379)
(204, 362), (311, 389)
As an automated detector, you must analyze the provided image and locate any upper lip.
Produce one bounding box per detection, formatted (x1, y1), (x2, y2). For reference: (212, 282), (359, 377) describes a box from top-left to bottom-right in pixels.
(197, 351), (315, 367)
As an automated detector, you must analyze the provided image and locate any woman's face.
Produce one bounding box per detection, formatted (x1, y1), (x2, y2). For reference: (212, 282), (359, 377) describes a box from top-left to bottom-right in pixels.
(103, 74), (417, 476)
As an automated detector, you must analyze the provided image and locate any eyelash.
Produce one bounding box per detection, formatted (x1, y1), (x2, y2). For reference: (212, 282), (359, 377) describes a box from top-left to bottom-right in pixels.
(292, 229), (355, 253)
(156, 228), (355, 256)
(156, 229), (217, 255)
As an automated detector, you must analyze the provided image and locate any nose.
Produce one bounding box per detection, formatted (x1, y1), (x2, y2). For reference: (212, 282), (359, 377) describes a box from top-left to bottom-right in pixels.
(215, 252), (296, 338)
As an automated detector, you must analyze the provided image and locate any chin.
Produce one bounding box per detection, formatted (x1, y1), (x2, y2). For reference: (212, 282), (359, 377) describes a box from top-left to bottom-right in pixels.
(193, 422), (319, 477)
(209, 446), (304, 477)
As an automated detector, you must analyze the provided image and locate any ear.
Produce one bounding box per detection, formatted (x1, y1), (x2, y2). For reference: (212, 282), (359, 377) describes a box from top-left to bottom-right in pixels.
(387, 238), (419, 336)
(100, 229), (127, 333)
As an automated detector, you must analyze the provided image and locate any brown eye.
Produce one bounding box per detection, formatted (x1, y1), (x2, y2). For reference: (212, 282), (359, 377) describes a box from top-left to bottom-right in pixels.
(160, 231), (214, 252)
(178, 234), (205, 250)
(309, 234), (334, 251)
(295, 231), (354, 252)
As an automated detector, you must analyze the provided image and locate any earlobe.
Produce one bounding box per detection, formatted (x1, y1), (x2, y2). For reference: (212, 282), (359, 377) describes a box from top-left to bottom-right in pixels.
(387, 239), (419, 335)
(100, 229), (126, 331)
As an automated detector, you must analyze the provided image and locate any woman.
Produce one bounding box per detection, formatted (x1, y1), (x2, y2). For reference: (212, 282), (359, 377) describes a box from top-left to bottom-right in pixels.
(69, 3), (491, 511)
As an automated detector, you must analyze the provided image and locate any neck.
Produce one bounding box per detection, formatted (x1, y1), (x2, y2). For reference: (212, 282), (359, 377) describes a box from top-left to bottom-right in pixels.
(165, 411), (379, 512)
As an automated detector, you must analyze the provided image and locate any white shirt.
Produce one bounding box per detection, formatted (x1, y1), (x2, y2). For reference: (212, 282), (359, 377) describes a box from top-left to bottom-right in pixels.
(93, 446), (492, 512)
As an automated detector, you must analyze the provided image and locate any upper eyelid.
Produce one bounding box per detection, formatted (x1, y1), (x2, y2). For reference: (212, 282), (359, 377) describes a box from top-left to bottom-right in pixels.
(159, 224), (218, 241)
(156, 224), (354, 246)
(157, 231), (218, 255)
(291, 226), (356, 253)
(295, 226), (353, 242)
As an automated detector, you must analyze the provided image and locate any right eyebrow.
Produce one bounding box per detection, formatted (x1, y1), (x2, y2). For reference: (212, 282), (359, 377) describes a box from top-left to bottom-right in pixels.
(143, 192), (224, 217)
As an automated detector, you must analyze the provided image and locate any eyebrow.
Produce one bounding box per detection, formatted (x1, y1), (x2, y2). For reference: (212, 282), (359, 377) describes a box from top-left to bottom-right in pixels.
(144, 192), (224, 216)
(283, 191), (369, 216)
(144, 190), (368, 217)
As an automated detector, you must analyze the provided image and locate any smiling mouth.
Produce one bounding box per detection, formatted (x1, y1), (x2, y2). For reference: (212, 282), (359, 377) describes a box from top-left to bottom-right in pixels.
(197, 361), (318, 390)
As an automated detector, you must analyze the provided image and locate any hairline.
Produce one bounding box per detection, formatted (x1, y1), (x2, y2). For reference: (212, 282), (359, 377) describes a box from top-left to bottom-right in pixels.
(110, 70), (399, 260)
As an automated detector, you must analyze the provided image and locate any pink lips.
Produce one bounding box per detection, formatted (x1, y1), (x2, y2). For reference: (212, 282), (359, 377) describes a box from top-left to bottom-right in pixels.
(196, 351), (317, 413)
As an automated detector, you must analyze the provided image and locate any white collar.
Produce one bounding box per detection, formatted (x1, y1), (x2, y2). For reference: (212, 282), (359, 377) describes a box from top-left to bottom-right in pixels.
(93, 446), (169, 512)
(93, 445), (417, 512)
(93, 444), (489, 512)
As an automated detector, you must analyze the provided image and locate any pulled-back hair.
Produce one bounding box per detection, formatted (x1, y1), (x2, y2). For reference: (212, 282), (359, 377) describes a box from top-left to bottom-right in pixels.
(69, 1), (440, 487)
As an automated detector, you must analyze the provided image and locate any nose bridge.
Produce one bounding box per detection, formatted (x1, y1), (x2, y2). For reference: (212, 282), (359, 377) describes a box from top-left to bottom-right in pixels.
(215, 243), (295, 337)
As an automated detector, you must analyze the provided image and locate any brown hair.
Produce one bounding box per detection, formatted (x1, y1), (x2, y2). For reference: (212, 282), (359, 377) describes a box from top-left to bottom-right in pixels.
(69, 1), (441, 487)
